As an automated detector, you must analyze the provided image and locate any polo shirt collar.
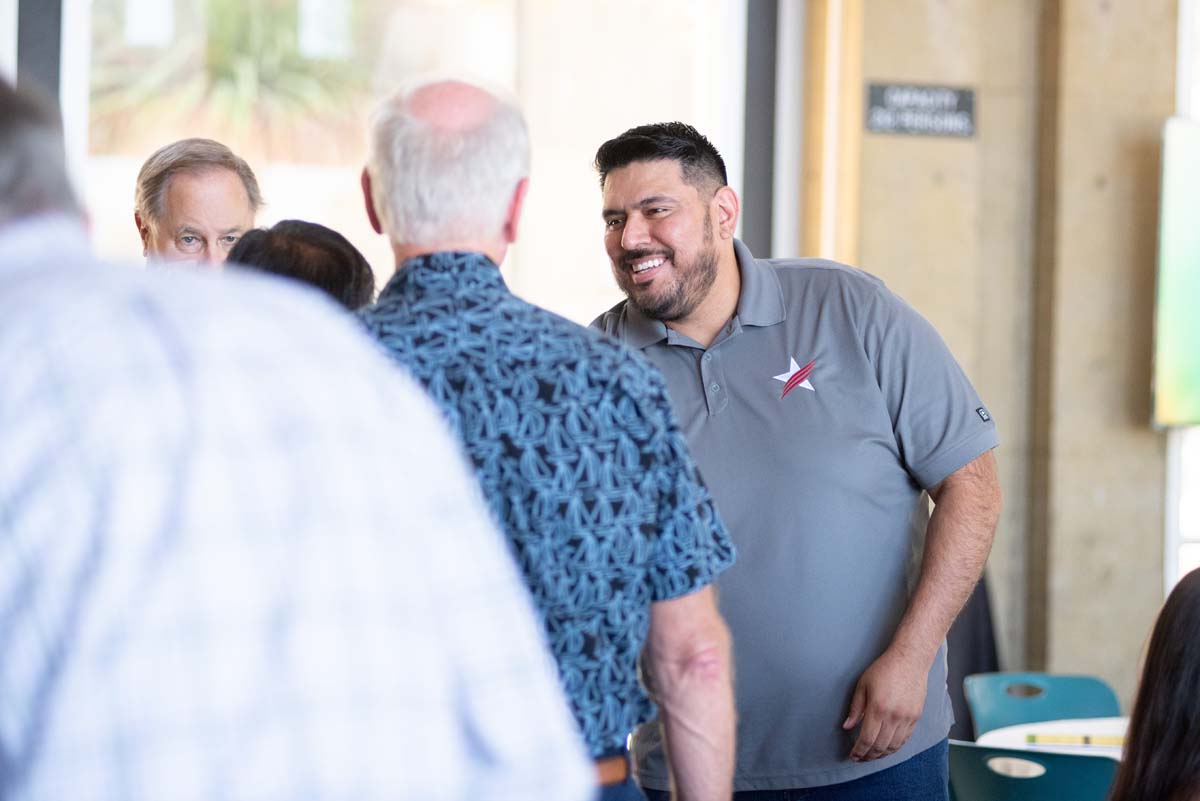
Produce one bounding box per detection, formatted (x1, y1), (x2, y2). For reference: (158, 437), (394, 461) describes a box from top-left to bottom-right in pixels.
(617, 238), (786, 349)
(732, 238), (786, 327)
(618, 299), (669, 349)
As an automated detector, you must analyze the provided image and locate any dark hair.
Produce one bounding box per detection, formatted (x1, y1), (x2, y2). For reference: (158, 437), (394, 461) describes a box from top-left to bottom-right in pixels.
(1109, 568), (1200, 801)
(0, 78), (82, 224)
(593, 122), (728, 194)
(228, 220), (375, 310)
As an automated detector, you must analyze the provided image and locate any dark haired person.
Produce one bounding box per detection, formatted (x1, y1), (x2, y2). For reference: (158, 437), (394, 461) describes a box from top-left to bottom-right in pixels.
(592, 122), (1002, 800)
(134, 137), (262, 266)
(229, 219), (376, 309)
(1109, 567), (1200, 801)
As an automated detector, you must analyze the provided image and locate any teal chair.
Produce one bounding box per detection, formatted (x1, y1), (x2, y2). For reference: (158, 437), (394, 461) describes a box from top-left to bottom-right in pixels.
(964, 672), (1121, 736)
(949, 740), (1118, 801)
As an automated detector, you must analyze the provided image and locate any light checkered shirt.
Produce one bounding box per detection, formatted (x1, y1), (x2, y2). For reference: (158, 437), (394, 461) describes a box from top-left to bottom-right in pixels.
(0, 216), (594, 801)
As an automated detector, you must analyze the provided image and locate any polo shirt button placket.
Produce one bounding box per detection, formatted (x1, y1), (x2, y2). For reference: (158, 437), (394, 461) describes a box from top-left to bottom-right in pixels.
(698, 350), (728, 416)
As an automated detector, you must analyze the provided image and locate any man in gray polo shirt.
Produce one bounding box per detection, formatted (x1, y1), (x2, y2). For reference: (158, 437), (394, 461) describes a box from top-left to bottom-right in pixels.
(591, 122), (1002, 800)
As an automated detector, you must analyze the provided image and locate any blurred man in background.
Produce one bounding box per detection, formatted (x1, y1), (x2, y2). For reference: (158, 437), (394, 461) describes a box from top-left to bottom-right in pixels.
(133, 137), (260, 265)
(1, 77), (593, 801)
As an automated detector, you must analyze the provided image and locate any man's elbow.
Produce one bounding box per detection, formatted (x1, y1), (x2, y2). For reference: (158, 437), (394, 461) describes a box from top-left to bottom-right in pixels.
(988, 481), (1003, 523)
(934, 450), (1003, 528)
(683, 624), (733, 684)
(977, 460), (1003, 530)
(655, 620), (733, 702)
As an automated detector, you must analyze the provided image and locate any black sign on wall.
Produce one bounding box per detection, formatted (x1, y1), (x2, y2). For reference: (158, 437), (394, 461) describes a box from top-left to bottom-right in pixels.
(866, 83), (975, 138)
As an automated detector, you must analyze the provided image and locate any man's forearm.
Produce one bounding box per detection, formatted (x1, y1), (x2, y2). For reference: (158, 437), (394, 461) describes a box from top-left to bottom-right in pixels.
(643, 618), (734, 801)
(841, 451), (1001, 761)
(890, 451), (1002, 666)
(652, 629), (735, 801)
(644, 585), (735, 800)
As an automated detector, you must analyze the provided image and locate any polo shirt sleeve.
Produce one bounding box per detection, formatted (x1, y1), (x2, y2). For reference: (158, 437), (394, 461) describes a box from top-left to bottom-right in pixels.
(626, 364), (736, 601)
(860, 283), (999, 489)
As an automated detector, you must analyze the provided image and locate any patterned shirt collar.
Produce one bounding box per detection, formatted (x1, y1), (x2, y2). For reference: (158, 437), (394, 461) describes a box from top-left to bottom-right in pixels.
(378, 250), (509, 304)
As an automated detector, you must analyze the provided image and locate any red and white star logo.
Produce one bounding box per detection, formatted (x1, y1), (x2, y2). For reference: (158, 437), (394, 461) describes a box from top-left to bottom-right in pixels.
(773, 357), (816, 399)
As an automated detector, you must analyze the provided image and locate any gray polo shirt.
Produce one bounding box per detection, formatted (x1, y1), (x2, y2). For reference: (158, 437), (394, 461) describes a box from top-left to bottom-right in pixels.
(593, 239), (998, 790)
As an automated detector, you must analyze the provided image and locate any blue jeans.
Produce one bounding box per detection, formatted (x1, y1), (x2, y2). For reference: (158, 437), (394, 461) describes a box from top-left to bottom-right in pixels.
(642, 739), (948, 801)
(600, 777), (648, 801)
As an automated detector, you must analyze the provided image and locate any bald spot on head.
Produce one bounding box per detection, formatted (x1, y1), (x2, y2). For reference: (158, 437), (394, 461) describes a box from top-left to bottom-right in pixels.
(407, 81), (498, 132)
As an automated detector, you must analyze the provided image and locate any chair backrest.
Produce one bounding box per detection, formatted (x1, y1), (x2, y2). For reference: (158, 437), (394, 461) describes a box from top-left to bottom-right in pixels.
(964, 671), (1121, 736)
(949, 740), (1119, 801)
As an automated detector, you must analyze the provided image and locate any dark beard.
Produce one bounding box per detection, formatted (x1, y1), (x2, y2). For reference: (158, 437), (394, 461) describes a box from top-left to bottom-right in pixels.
(632, 248), (717, 321)
(623, 213), (717, 322)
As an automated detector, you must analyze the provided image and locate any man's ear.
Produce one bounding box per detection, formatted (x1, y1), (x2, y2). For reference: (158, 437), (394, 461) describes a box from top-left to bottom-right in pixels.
(502, 177), (530, 244)
(361, 168), (383, 235)
(713, 185), (740, 240)
(134, 211), (151, 255)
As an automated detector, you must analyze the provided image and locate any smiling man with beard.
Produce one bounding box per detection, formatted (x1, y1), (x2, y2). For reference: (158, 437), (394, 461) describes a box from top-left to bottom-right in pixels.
(602, 147), (725, 333)
(592, 122), (1002, 801)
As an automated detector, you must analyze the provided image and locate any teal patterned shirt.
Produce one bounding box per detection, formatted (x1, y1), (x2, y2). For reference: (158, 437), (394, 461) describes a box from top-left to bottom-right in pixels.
(359, 251), (735, 756)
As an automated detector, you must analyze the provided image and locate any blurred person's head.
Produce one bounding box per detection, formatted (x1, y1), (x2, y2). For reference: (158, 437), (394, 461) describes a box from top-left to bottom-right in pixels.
(593, 122), (740, 327)
(362, 77), (529, 267)
(134, 138), (261, 266)
(228, 219), (376, 309)
(1109, 567), (1200, 801)
(0, 78), (82, 227)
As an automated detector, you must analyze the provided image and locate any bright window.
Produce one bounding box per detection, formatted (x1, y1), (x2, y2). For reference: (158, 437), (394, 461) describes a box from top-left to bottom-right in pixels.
(0, 0), (15, 81)
(1167, 0), (1200, 589)
(1171, 428), (1200, 580)
(74, 0), (746, 323)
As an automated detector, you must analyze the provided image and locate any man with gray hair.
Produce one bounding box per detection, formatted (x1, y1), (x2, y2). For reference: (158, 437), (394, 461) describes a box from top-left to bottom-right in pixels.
(134, 137), (261, 265)
(357, 78), (738, 801)
(1, 77), (595, 801)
